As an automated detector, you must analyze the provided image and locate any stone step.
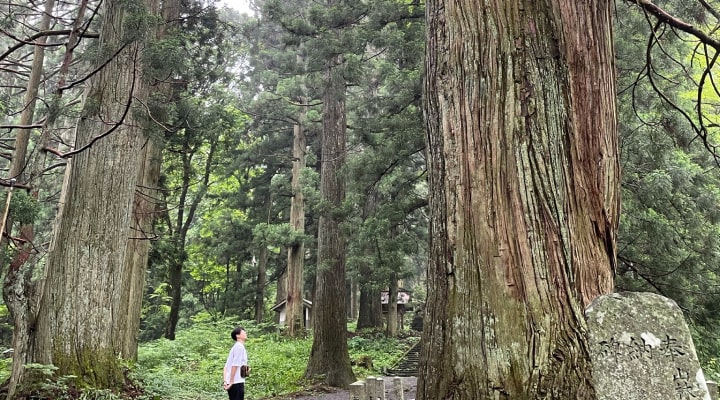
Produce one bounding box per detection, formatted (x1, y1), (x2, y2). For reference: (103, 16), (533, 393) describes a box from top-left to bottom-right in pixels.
(386, 342), (421, 377)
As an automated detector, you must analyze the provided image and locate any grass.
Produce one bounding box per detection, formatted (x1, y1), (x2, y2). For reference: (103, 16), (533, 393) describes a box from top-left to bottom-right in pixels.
(135, 317), (419, 400)
(0, 316), (418, 399)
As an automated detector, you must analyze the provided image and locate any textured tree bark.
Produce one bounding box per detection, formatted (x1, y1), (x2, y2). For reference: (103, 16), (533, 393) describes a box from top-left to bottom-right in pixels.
(12, 0), (157, 392)
(304, 55), (356, 388)
(418, 0), (619, 398)
(355, 192), (383, 330)
(120, 137), (161, 357)
(285, 79), (307, 335)
(121, 134), (161, 358)
(119, 0), (179, 360)
(356, 284), (383, 330)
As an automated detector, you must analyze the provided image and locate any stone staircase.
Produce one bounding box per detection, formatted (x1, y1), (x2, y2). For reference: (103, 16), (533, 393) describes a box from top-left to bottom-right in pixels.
(386, 341), (421, 377)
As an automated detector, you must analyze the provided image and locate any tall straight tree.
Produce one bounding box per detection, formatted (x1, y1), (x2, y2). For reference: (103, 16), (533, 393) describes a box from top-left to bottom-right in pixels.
(305, 53), (356, 386)
(419, 0), (619, 398)
(340, 0), (426, 334)
(7, 0), (159, 394)
(285, 53), (308, 335)
(119, 0), (181, 359)
(2, 0), (56, 395)
(260, 0), (358, 385)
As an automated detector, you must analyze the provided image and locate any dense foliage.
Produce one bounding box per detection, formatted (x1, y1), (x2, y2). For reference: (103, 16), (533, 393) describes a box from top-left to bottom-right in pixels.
(613, 1), (720, 378)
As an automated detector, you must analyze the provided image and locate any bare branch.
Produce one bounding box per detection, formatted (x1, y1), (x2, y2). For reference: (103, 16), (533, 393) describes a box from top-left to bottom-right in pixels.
(0, 30), (99, 62)
(58, 42), (128, 92)
(61, 45), (138, 159)
(628, 0), (720, 51)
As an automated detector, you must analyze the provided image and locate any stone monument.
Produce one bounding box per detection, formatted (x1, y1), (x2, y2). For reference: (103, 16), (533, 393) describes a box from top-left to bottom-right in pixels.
(706, 381), (718, 400)
(586, 292), (711, 399)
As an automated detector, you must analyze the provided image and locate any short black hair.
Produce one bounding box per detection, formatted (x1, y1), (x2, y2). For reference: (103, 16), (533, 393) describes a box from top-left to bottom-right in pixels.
(231, 326), (245, 341)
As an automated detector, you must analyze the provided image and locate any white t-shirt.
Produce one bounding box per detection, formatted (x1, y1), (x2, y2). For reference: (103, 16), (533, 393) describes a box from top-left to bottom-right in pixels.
(224, 341), (248, 384)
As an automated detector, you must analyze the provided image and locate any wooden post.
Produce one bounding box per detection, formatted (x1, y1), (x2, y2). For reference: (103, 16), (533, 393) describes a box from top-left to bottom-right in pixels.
(365, 376), (377, 399)
(349, 380), (368, 400)
(393, 376), (404, 400)
(375, 377), (386, 400)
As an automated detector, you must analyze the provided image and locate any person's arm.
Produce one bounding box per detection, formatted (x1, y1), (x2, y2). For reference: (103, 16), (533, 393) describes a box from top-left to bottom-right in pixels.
(223, 365), (238, 389)
(228, 366), (239, 384)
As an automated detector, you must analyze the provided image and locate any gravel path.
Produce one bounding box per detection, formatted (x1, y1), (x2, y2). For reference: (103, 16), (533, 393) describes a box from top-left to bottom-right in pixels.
(262, 376), (417, 400)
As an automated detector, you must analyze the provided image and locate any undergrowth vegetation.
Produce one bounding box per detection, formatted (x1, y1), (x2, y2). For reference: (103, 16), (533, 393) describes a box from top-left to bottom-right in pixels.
(0, 316), (418, 399)
(135, 316), (419, 400)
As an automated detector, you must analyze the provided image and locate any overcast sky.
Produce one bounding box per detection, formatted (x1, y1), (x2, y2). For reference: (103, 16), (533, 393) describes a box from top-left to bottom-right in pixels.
(221, 0), (253, 14)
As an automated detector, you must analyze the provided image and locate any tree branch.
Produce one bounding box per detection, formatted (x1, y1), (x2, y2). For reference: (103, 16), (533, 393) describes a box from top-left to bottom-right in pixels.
(0, 30), (99, 62)
(628, 0), (720, 51)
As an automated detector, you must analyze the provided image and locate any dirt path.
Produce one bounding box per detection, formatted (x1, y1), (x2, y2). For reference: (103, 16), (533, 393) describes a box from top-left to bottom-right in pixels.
(263, 376), (417, 400)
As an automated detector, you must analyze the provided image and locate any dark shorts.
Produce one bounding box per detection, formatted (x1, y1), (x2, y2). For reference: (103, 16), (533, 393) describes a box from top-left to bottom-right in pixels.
(227, 382), (244, 400)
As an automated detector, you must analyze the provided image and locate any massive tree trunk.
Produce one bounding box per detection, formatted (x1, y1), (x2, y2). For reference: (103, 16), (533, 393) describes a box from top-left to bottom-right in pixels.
(304, 57), (355, 387)
(418, 0), (619, 399)
(8, 0), (158, 393)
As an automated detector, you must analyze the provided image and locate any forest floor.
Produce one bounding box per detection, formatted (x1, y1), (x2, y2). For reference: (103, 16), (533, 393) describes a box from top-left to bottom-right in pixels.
(261, 376), (417, 400)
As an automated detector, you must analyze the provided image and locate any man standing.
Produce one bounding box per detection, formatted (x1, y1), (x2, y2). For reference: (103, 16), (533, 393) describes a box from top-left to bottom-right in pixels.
(223, 326), (249, 400)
